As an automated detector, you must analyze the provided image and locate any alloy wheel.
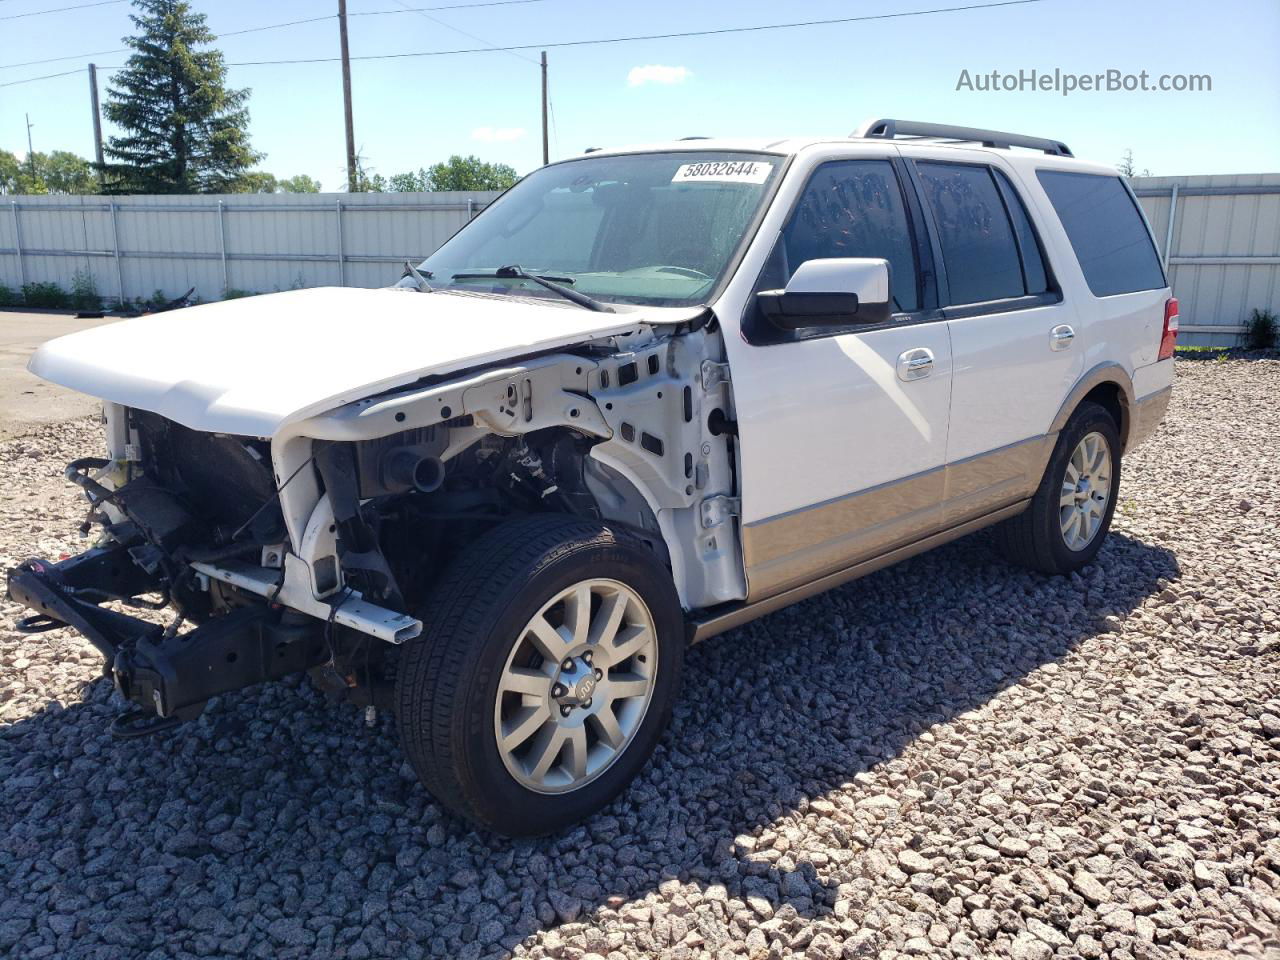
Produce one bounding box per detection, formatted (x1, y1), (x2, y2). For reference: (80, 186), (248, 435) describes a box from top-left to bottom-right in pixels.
(1059, 431), (1113, 551)
(493, 578), (659, 794)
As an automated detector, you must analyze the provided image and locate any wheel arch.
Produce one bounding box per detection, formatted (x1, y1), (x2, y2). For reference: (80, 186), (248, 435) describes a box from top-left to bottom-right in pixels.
(1049, 362), (1135, 452)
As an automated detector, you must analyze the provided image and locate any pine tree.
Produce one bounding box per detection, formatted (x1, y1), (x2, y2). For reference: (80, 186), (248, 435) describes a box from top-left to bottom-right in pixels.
(101, 0), (260, 193)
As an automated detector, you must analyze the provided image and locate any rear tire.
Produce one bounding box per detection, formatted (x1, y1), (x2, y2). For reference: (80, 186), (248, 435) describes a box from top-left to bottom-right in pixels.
(995, 401), (1121, 575)
(394, 514), (684, 836)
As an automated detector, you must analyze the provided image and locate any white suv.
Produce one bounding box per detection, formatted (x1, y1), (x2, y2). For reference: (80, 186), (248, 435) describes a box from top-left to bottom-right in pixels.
(11, 119), (1176, 835)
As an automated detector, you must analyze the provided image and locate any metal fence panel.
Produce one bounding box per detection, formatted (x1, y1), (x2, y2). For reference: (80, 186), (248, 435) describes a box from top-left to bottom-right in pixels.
(1133, 173), (1280, 347)
(0, 190), (499, 305)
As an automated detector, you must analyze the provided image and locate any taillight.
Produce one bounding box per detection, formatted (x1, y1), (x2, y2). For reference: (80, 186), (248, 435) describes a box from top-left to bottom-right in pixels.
(1159, 297), (1179, 360)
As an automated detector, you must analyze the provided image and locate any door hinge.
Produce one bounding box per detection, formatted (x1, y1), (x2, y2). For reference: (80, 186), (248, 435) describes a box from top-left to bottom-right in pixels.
(700, 359), (731, 391)
(699, 495), (741, 529)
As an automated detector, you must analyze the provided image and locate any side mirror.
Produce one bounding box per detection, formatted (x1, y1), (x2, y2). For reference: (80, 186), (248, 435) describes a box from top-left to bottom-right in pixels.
(756, 257), (892, 331)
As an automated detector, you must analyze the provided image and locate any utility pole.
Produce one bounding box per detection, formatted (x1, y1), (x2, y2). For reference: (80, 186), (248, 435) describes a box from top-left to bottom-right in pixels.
(540, 51), (549, 166)
(88, 63), (104, 166)
(338, 0), (357, 192)
(25, 113), (36, 178)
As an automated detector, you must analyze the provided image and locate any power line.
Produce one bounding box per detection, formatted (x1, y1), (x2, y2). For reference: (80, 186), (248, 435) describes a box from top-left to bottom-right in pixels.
(0, 0), (545, 70)
(0, 0), (124, 20)
(0, 67), (83, 88)
(0, 0), (1047, 84)
(1, 49), (123, 71)
(226, 0), (1049, 67)
(370, 0), (541, 65)
(350, 0), (544, 16)
(0, 17), (333, 71)
(221, 14), (333, 38)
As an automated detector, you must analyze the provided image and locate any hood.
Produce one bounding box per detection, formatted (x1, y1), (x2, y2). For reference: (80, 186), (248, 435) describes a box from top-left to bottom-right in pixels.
(30, 286), (677, 437)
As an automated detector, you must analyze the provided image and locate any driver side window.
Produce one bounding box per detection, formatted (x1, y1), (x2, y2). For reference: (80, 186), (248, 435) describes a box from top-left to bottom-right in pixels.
(782, 159), (921, 313)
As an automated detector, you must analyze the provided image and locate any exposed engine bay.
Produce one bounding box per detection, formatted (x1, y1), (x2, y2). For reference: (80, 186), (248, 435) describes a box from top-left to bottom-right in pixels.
(7, 318), (744, 735)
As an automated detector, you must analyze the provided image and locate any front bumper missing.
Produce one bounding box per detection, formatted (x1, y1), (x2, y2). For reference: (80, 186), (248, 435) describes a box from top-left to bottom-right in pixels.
(192, 557), (421, 644)
(8, 548), (328, 723)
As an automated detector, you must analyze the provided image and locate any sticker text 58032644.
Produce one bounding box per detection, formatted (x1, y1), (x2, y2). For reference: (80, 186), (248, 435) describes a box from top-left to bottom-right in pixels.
(671, 161), (773, 184)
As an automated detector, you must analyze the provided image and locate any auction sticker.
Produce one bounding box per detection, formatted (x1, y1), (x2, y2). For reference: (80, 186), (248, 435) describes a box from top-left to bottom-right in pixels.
(671, 160), (773, 184)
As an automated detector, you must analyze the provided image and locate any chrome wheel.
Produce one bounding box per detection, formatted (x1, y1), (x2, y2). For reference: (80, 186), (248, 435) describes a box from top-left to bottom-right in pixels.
(494, 578), (659, 794)
(1059, 431), (1112, 551)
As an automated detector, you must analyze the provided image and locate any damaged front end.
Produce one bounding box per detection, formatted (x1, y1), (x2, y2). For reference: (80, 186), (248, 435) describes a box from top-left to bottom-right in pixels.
(6, 408), (413, 735)
(9, 318), (747, 740)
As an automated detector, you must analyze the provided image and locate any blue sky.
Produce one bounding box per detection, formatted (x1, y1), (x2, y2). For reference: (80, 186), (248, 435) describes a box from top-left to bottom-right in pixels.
(2, 0), (1278, 187)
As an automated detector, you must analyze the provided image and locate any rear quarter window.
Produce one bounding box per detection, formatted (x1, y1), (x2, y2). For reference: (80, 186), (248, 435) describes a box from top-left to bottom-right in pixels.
(1036, 171), (1166, 297)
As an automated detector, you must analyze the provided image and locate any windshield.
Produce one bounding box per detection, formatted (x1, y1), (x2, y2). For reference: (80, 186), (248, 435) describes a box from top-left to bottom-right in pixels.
(419, 151), (783, 307)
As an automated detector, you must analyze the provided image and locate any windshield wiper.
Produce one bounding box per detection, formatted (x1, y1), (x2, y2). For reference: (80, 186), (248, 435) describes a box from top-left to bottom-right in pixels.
(400, 260), (433, 292)
(450, 264), (614, 313)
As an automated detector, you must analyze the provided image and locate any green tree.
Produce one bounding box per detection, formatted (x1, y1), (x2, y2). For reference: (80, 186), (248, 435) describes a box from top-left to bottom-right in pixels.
(0, 148), (98, 194)
(232, 171), (278, 193)
(0, 150), (26, 194)
(101, 0), (261, 193)
(388, 169), (429, 192)
(279, 173), (321, 193)
(348, 153), (385, 193)
(43, 151), (100, 193)
(423, 154), (518, 191)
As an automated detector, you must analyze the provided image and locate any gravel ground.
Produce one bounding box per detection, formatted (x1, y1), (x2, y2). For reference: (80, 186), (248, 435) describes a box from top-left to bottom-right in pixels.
(1, 356), (1278, 960)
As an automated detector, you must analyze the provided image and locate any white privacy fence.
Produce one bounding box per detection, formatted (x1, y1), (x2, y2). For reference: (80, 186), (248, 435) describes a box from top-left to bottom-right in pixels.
(1132, 173), (1280, 347)
(0, 190), (502, 305)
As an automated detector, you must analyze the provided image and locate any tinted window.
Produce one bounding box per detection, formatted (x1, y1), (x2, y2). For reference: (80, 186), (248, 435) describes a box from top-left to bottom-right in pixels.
(1037, 171), (1165, 296)
(918, 162), (1024, 304)
(993, 169), (1050, 295)
(781, 159), (919, 312)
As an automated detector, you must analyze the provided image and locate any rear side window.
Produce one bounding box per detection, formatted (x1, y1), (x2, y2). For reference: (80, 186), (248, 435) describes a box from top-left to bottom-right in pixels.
(781, 159), (920, 312)
(1037, 171), (1165, 296)
(917, 162), (1025, 304)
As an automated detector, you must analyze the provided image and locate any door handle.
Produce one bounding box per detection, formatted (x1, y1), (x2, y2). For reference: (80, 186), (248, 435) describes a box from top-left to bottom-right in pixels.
(897, 347), (934, 382)
(1050, 324), (1075, 351)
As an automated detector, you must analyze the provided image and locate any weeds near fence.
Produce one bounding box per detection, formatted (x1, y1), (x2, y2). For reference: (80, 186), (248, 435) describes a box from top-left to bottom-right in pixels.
(0, 283), (19, 308)
(1243, 308), (1278, 351)
(20, 282), (71, 309)
(70, 270), (102, 312)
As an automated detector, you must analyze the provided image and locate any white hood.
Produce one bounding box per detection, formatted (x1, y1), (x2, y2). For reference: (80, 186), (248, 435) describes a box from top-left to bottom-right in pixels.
(30, 286), (667, 437)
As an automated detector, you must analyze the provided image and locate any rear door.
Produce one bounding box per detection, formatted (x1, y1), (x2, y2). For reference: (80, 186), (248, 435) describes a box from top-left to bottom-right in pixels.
(1035, 168), (1171, 374)
(906, 154), (1082, 523)
(722, 154), (954, 600)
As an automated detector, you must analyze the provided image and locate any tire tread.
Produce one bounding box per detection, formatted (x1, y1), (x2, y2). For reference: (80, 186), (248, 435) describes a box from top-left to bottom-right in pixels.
(995, 401), (1120, 575)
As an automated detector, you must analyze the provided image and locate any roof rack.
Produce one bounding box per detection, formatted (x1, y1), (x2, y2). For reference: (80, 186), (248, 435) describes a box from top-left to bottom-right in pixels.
(853, 118), (1073, 157)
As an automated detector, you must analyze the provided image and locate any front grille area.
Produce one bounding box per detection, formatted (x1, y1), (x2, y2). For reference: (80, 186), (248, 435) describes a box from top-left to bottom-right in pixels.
(130, 410), (286, 545)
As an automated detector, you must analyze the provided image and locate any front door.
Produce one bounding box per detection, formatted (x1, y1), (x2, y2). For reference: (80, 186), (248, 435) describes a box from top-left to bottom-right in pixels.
(722, 157), (954, 600)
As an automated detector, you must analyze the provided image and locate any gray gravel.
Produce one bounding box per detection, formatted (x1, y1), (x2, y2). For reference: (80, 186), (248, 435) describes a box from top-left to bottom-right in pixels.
(2, 356), (1279, 960)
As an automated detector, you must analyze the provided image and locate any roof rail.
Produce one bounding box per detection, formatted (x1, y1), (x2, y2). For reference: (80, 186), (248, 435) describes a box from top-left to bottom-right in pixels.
(853, 118), (1073, 157)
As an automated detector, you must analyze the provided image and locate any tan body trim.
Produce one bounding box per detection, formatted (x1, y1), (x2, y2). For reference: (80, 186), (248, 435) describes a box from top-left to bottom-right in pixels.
(706, 363), (1154, 643)
(1127, 385), (1171, 452)
(741, 433), (1054, 602)
(689, 500), (1029, 643)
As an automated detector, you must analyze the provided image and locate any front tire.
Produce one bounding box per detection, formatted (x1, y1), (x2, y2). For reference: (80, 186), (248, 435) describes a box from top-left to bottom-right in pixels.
(395, 515), (684, 836)
(996, 401), (1121, 575)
